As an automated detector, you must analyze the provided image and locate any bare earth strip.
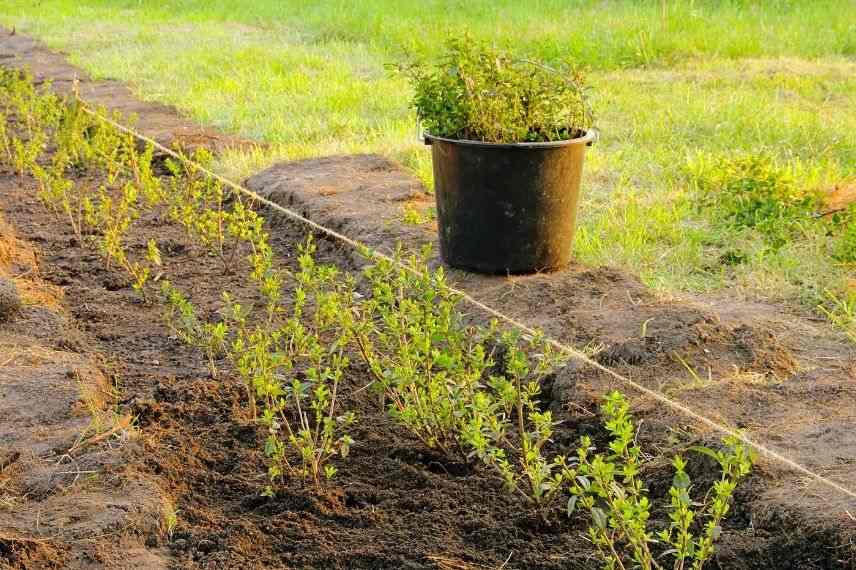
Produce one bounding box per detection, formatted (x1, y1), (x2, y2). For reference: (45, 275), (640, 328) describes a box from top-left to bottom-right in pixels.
(0, 211), (169, 569)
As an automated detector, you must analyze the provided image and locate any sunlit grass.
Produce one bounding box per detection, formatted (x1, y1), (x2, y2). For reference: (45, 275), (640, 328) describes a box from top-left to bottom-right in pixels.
(0, 0), (854, 312)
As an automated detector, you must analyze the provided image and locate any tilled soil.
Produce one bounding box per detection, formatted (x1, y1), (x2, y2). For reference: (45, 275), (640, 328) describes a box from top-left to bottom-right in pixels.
(1, 157), (854, 569)
(0, 165), (602, 569)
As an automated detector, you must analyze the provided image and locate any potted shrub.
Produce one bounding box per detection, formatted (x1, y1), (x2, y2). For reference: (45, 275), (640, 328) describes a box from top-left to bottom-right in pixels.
(400, 39), (595, 273)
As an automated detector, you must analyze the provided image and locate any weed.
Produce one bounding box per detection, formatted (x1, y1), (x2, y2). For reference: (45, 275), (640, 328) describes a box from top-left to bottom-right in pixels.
(818, 289), (856, 344)
(831, 205), (856, 264)
(160, 498), (179, 541)
(402, 204), (436, 225)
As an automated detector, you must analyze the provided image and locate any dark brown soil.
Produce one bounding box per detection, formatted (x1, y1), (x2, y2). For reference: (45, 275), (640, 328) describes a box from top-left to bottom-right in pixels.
(1, 26), (855, 570)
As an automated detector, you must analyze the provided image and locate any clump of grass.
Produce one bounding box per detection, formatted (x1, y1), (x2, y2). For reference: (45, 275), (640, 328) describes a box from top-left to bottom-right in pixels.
(831, 205), (856, 264)
(688, 154), (822, 248)
(401, 204), (435, 226)
(819, 289), (856, 344)
(68, 368), (135, 454)
(160, 497), (179, 541)
(686, 153), (856, 342)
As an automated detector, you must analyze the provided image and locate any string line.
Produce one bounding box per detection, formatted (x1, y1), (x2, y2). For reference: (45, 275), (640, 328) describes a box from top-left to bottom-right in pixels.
(77, 102), (856, 503)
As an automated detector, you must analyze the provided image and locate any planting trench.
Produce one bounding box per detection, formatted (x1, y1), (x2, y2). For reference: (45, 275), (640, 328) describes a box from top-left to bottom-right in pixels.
(1, 27), (856, 569)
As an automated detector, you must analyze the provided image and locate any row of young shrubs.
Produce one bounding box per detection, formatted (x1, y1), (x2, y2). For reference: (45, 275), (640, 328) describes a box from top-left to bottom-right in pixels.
(0, 68), (751, 570)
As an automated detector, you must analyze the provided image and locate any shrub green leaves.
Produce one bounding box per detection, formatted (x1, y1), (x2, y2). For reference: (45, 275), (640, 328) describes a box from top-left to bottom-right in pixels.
(355, 247), (493, 456)
(354, 248), (572, 506)
(689, 154), (822, 248)
(568, 391), (753, 570)
(398, 39), (593, 143)
(831, 205), (856, 264)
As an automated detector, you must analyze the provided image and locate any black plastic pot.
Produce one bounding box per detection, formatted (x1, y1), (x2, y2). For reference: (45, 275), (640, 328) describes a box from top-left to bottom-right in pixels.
(425, 130), (596, 274)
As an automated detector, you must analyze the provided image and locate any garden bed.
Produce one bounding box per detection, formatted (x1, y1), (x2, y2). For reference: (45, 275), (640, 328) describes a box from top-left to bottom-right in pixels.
(1, 28), (855, 570)
(2, 144), (854, 569)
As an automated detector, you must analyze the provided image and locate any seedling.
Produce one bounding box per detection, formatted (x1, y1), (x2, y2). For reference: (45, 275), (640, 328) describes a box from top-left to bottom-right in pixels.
(127, 238), (163, 297)
(355, 246), (492, 457)
(161, 498), (180, 541)
(355, 248), (573, 510)
(164, 148), (242, 272)
(33, 150), (91, 240)
(402, 204), (436, 225)
(160, 281), (227, 376)
(11, 129), (47, 183)
(85, 183), (138, 267)
(464, 330), (572, 510)
(224, 237), (358, 489)
(54, 97), (96, 171)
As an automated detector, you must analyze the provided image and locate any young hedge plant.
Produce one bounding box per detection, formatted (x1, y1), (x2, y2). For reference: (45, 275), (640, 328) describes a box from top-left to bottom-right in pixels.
(354, 248), (577, 511)
(398, 38), (593, 143)
(567, 391), (753, 570)
(223, 237), (358, 490)
(354, 246), (489, 458)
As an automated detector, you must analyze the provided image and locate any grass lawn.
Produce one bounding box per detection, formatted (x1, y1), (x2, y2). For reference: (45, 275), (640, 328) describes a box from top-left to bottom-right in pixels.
(1, 0), (854, 321)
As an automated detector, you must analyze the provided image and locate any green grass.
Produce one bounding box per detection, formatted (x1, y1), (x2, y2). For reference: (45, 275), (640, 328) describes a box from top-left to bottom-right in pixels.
(1, 0), (855, 316)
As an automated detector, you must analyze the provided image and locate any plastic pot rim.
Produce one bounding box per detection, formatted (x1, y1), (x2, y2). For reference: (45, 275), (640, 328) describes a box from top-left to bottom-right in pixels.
(423, 129), (597, 149)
